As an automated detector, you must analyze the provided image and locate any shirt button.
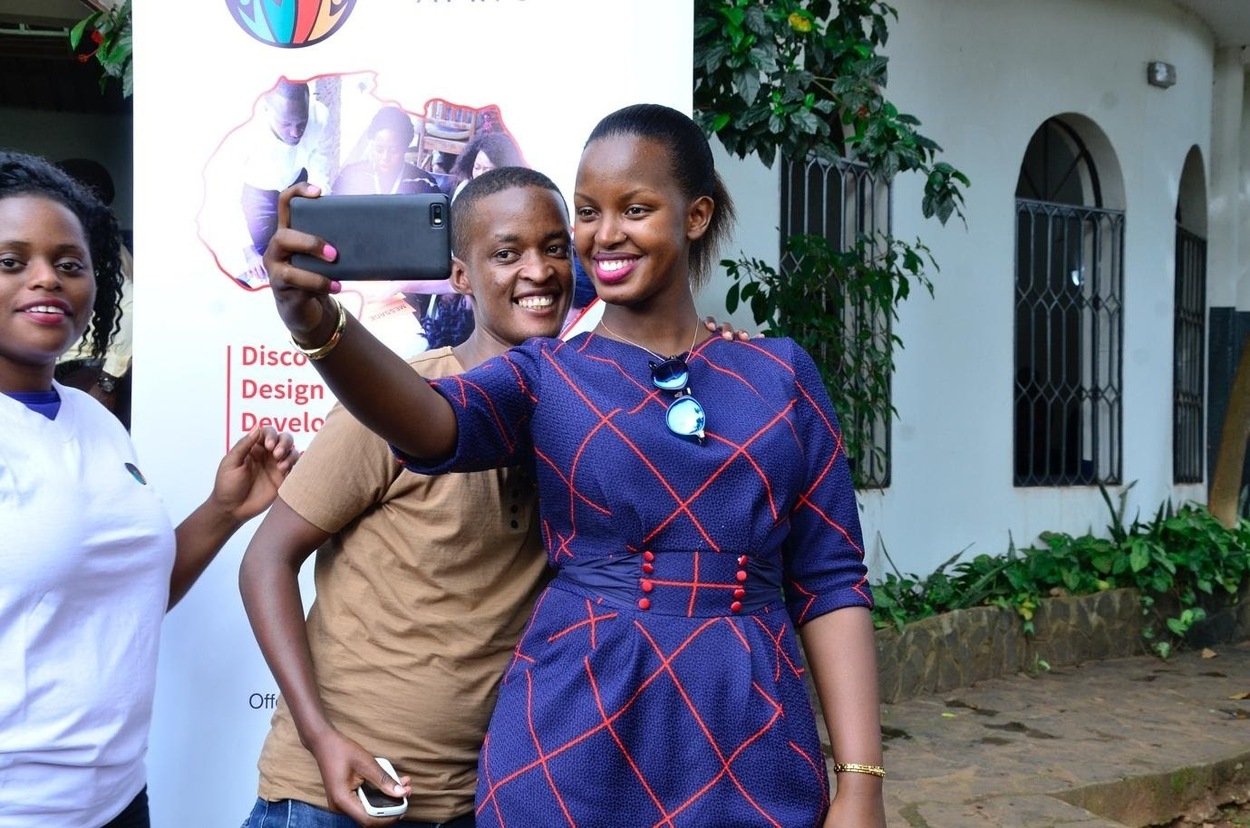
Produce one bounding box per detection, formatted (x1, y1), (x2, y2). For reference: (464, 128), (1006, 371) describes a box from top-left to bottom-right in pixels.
(730, 601), (743, 613)
(643, 551), (655, 562)
(642, 562), (655, 574)
(638, 598), (651, 611)
(737, 555), (748, 566)
(735, 570), (748, 583)
(733, 587), (746, 599)
(640, 579), (654, 593)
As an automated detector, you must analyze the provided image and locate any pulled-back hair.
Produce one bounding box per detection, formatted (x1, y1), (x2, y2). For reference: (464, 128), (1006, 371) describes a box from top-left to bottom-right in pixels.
(450, 166), (566, 258)
(0, 151), (123, 360)
(584, 103), (735, 288)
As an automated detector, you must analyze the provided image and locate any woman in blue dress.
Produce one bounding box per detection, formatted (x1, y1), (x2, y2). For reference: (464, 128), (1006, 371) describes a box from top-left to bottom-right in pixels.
(264, 104), (886, 827)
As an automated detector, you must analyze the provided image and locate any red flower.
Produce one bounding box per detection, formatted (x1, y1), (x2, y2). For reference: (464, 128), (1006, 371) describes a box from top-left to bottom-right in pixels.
(90, 29), (103, 44)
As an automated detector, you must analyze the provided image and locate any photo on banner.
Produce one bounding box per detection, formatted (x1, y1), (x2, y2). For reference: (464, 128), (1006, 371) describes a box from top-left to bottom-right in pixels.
(132, 0), (690, 823)
(196, 73), (527, 356)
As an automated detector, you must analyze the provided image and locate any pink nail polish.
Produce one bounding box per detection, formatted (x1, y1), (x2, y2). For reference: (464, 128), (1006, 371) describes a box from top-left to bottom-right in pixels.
(329, 280), (342, 294)
(323, 243), (337, 260)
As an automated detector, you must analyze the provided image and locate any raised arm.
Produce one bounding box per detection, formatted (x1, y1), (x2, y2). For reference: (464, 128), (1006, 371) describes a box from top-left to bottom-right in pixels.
(264, 182), (458, 460)
(239, 498), (411, 821)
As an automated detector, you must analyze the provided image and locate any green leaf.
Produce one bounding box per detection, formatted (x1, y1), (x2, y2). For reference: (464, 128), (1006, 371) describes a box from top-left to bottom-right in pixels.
(69, 15), (97, 50)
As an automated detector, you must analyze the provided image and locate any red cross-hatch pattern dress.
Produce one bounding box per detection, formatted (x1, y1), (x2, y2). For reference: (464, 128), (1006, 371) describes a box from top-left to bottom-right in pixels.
(401, 331), (872, 828)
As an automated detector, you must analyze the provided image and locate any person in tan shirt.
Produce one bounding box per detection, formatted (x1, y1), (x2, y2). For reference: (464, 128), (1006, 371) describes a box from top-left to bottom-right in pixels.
(239, 167), (573, 827)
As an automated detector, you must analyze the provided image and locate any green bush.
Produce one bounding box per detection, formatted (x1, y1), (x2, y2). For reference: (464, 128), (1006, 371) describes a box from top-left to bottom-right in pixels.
(871, 488), (1250, 658)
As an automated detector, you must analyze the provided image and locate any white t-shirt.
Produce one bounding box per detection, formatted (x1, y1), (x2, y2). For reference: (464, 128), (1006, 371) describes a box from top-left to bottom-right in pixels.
(0, 385), (176, 827)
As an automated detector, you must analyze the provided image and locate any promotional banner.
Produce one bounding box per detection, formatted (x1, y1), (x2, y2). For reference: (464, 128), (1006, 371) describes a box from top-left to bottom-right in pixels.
(132, 1), (690, 822)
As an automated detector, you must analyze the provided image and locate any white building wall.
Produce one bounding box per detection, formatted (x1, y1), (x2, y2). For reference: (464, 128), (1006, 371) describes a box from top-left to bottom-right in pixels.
(702, 0), (1218, 578)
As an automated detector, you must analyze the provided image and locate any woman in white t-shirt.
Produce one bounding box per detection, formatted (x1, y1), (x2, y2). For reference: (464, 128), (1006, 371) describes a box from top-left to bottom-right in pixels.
(0, 151), (298, 828)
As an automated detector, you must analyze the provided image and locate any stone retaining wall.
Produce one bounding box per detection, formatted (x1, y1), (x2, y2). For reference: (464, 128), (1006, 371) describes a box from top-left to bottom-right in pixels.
(874, 585), (1250, 704)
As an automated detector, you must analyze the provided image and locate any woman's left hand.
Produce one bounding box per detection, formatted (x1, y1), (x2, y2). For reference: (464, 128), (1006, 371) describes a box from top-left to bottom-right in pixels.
(210, 427), (299, 522)
(824, 783), (887, 828)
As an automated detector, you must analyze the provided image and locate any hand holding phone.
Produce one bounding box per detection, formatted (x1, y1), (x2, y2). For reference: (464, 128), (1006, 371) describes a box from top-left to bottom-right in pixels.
(357, 757), (408, 818)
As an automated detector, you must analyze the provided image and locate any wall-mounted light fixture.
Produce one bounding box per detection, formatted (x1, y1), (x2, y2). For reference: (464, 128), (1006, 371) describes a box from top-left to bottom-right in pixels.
(1147, 61), (1177, 88)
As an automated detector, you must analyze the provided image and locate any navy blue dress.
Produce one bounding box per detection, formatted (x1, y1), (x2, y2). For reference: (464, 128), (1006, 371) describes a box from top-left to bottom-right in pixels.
(406, 332), (871, 827)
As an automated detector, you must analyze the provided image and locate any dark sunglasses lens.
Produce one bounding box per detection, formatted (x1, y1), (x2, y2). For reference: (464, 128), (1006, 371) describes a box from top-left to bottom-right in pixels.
(651, 357), (689, 392)
(666, 395), (706, 440)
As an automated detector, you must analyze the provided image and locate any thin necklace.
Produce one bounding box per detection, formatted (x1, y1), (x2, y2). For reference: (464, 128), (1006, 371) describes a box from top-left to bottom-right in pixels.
(598, 319), (701, 361)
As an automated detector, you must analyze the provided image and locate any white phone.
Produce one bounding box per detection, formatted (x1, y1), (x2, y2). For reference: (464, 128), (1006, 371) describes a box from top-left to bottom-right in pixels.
(357, 756), (408, 818)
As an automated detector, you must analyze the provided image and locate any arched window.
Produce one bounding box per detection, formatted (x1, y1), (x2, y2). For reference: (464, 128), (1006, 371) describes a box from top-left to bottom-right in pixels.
(1014, 118), (1124, 486)
(1174, 148), (1207, 484)
(780, 153), (892, 488)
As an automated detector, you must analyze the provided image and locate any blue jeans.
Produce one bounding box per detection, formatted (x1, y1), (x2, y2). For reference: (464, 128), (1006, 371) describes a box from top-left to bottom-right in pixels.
(242, 798), (474, 828)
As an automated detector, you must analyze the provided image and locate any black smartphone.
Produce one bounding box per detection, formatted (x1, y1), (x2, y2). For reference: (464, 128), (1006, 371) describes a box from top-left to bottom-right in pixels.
(290, 193), (451, 281)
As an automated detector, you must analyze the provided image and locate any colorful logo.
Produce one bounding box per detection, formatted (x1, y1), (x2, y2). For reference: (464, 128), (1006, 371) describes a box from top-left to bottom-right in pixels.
(226, 0), (357, 48)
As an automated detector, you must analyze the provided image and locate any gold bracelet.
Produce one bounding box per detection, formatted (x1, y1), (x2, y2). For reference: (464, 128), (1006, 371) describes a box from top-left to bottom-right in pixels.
(291, 298), (347, 361)
(833, 762), (886, 779)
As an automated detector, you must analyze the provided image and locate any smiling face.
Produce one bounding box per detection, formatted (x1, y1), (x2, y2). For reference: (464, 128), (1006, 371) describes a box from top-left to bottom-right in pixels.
(0, 195), (96, 392)
(573, 134), (711, 310)
(451, 185), (573, 353)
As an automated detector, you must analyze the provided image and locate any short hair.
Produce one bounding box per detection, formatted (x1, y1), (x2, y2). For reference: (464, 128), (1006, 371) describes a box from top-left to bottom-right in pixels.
(450, 166), (566, 258)
(0, 151), (124, 360)
(367, 106), (416, 147)
(267, 79), (310, 105)
(584, 103), (736, 287)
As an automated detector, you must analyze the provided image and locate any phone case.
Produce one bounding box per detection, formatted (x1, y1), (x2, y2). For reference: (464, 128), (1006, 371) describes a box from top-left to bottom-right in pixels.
(290, 193), (451, 281)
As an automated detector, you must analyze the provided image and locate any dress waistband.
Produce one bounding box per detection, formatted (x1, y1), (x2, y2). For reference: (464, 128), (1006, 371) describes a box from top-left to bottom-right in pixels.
(555, 551), (783, 617)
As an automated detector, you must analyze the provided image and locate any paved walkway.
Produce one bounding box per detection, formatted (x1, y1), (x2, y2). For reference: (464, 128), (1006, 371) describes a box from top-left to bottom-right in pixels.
(875, 639), (1250, 826)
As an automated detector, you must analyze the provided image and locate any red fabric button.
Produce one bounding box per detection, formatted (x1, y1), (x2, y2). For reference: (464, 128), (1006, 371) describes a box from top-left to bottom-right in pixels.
(640, 579), (654, 592)
(643, 551), (655, 562)
(642, 562), (655, 574)
(737, 555), (748, 566)
(638, 598), (651, 610)
(735, 570), (748, 582)
(733, 587), (746, 599)
(730, 601), (743, 613)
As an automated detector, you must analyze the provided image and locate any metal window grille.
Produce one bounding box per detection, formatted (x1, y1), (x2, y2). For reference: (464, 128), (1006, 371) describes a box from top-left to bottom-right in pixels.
(780, 155), (892, 488)
(1174, 226), (1206, 484)
(1014, 199), (1124, 487)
